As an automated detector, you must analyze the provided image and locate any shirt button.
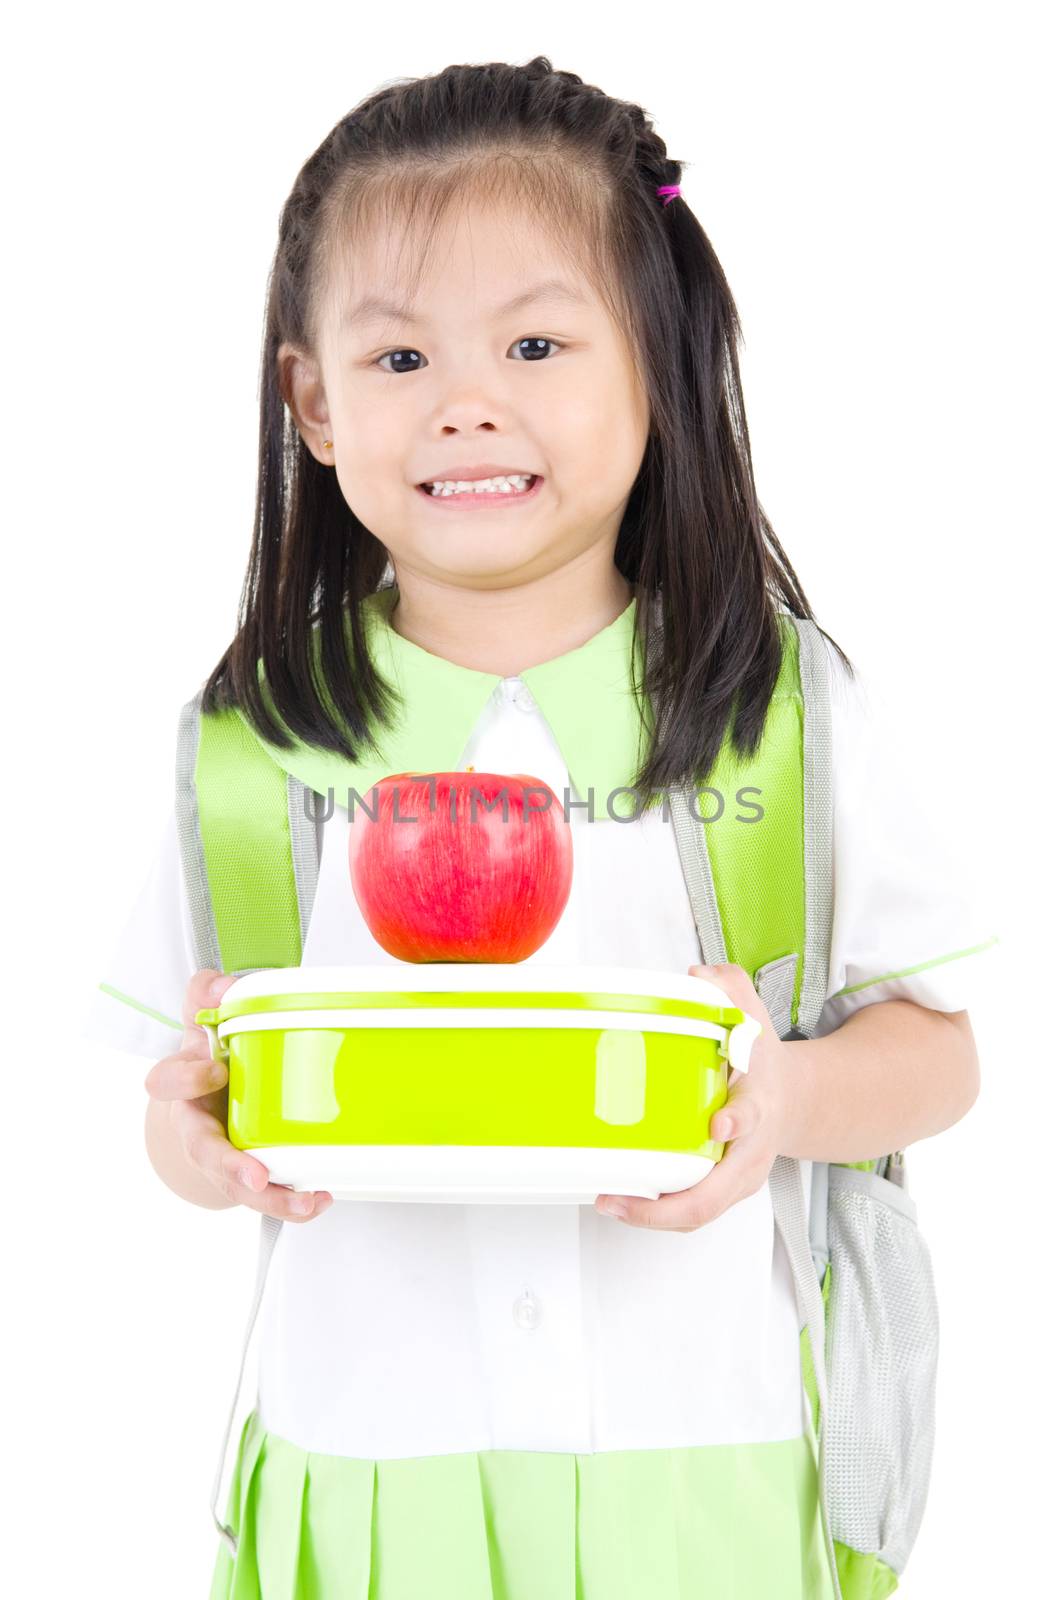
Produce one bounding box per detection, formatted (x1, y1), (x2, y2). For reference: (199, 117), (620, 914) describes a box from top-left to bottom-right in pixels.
(502, 677), (536, 713)
(512, 1289), (542, 1330)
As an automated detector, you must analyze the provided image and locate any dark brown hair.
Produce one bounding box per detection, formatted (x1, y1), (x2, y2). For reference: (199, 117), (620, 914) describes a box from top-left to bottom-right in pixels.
(201, 55), (854, 806)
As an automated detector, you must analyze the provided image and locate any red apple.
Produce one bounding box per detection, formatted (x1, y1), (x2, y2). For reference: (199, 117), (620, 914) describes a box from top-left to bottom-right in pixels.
(348, 769), (574, 962)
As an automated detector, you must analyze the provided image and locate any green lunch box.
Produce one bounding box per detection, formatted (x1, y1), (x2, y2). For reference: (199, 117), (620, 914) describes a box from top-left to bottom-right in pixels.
(195, 964), (762, 1205)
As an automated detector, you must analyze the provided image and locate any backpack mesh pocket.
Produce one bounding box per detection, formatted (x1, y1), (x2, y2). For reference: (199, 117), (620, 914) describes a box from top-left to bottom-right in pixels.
(823, 1161), (940, 1578)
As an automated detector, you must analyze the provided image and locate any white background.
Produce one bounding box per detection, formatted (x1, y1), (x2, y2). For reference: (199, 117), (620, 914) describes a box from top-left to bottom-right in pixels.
(4, 2), (1054, 1594)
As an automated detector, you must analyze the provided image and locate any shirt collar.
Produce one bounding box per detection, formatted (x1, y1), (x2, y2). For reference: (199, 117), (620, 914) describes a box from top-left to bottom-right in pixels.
(242, 587), (653, 821)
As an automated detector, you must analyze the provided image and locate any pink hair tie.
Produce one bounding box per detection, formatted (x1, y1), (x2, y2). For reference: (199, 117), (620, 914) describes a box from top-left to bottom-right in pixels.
(656, 184), (682, 205)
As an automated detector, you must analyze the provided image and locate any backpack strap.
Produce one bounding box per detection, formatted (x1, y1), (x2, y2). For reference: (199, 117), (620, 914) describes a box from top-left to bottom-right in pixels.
(658, 610), (843, 1600)
(175, 690), (321, 973)
(175, 689), (322, 1554)
(664, 612), (830, 1036)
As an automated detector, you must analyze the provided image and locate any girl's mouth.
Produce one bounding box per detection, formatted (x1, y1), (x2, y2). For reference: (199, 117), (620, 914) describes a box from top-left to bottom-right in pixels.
(416, 474), (543, 508)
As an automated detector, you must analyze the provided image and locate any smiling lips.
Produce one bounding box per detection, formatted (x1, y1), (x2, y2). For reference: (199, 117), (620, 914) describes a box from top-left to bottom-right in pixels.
(416, 472), (543, 506)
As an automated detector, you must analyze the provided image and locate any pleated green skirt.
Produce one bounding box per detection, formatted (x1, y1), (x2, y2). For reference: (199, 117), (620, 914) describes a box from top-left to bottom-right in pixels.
(208, 1408), (836, 1598)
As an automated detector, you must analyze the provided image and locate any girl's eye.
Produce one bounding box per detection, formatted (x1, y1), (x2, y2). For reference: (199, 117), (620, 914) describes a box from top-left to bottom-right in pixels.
(374, 337), (561, 375)
(510, 337), (561, 362)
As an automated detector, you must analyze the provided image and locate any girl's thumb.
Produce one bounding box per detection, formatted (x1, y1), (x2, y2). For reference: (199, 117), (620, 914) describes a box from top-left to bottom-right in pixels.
(181, 968), (235, 1051)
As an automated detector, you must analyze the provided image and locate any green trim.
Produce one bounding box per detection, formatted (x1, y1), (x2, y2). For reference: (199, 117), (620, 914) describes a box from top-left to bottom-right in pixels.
(800, 1263), (831, 1437)
(833, 934), (1001, 998)
(98, 981), (181, 1033)
(834, 1541), (900, 1599)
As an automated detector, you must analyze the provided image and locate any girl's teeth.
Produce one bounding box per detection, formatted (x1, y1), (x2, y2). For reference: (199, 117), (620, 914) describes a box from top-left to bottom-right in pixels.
(426, 474), (533, 496)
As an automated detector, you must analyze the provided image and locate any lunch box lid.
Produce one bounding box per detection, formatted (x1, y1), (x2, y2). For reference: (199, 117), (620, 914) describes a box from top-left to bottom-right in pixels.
(200, 964), (747, 1029)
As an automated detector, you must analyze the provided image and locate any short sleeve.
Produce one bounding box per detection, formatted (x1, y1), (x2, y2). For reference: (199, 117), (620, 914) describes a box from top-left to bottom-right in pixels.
(815, 640), (1002, 1038)
(78, 807), (199, 1061)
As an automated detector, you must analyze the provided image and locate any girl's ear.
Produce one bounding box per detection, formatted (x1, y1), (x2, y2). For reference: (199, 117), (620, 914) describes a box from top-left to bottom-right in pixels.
(277, 340), (332, 466)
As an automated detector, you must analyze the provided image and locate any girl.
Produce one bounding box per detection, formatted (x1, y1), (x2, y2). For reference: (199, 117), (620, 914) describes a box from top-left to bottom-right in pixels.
(83, 56), (998, 1599)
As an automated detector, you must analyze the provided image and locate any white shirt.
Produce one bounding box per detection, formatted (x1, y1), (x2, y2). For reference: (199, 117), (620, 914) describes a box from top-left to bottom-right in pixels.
(81, 641), (1000, 1459)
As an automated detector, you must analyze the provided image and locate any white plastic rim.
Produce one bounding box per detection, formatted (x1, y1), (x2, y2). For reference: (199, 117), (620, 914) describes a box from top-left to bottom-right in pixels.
(221, 962), (737, 1011)
(724, 1017), (762, 1075)
(251, 1143), (715, 1205)
(216, 1006), (731, 1043)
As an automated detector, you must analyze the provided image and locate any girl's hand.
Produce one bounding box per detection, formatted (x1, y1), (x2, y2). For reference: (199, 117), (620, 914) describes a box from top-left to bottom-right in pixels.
(593, 962), (795, 1232)
(143, 968), (334, 1223)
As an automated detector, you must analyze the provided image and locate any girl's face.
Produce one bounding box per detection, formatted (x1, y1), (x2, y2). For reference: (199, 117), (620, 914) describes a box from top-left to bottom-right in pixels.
(280, 198), (651, 591)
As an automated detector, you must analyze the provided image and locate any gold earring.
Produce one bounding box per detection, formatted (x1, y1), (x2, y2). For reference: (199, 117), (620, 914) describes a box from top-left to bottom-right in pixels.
(323, 439), (333, 448)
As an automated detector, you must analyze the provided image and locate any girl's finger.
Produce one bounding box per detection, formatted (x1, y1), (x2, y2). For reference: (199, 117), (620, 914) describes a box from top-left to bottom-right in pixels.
(237, 1165), (335, 1223)
(144, 1048), (227, 1102)
(174, 1098), (332, 1223)
(181, 968), (238, 1050)
(710, 1090), (760, 1143)
(596, 1134), (771, 1231)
